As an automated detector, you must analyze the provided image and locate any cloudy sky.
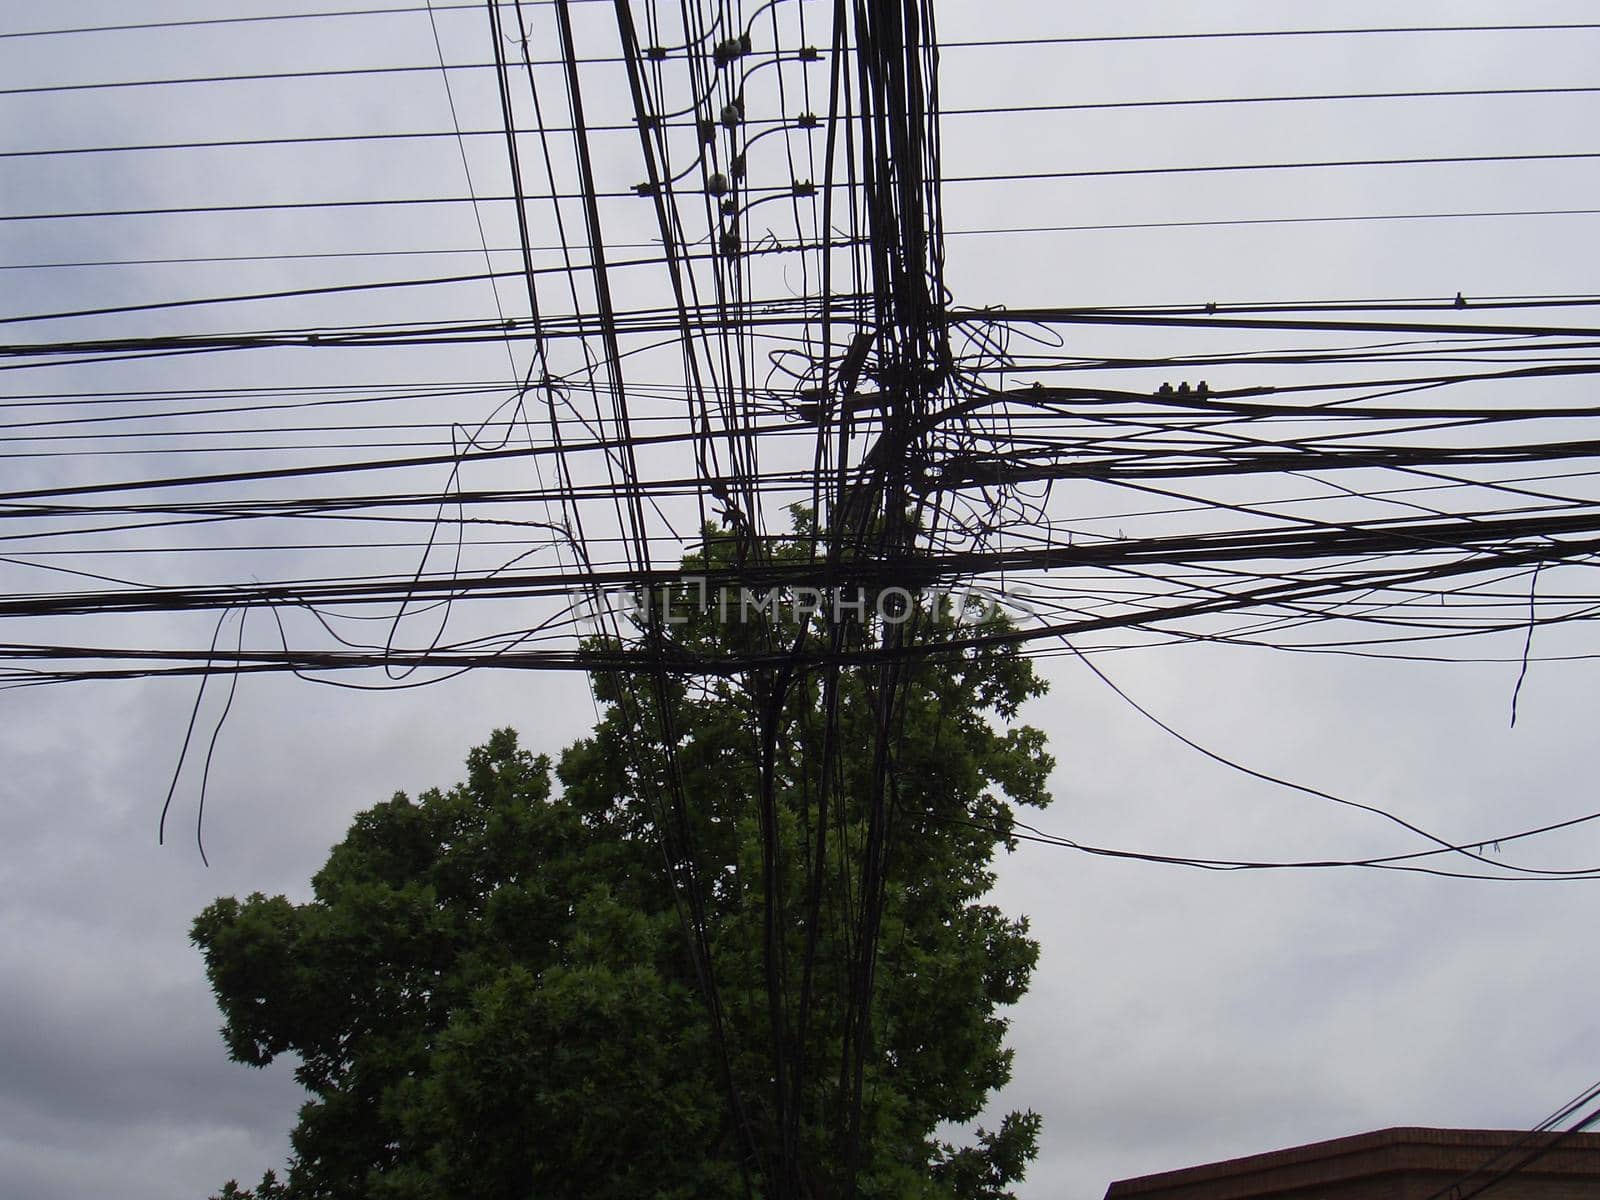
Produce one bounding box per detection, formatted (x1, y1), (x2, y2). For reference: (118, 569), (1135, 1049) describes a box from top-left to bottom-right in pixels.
(5, 1), (1600, 1197)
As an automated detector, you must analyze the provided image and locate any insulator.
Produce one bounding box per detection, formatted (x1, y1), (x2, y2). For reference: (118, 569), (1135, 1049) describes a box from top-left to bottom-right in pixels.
(713, 36), (749, 66)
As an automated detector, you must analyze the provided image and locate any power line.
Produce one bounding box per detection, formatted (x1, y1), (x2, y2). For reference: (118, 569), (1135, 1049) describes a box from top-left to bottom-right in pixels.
(0, 1), (605, 42)
(7, 10), (1598, 43)
(9, 83), (1599, 161)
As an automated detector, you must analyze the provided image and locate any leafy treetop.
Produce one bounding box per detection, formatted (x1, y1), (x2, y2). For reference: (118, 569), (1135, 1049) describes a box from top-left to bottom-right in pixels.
(197, 528), (1053, 1199)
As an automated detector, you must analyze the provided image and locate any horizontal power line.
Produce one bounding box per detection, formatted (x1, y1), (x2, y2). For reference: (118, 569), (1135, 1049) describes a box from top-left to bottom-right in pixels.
(945, 209), (1600, 238)
(944, 149), (1600, 186)
(11, 151), (1600, 224)
(7, 210), (1600, 274)
(0, 61), (584, 98)
(947, 23), (1600, 50)
(0, 1), (598, 42)
(12, 62), (1600, 112)
(9, 85), (1599, 160)
(5, 8), (1597, 43)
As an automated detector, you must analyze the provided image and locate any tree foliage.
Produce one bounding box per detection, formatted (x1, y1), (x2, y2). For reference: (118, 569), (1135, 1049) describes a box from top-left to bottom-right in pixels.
(197, 531), (1054, 1199)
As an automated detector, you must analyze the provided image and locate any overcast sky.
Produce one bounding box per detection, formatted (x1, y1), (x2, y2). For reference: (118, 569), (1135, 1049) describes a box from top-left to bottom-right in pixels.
(5, 2), (1600, 1198)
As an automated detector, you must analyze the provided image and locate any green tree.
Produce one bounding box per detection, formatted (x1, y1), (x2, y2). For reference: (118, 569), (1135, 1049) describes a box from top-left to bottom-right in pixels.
(195, 533), (1053, 1200)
